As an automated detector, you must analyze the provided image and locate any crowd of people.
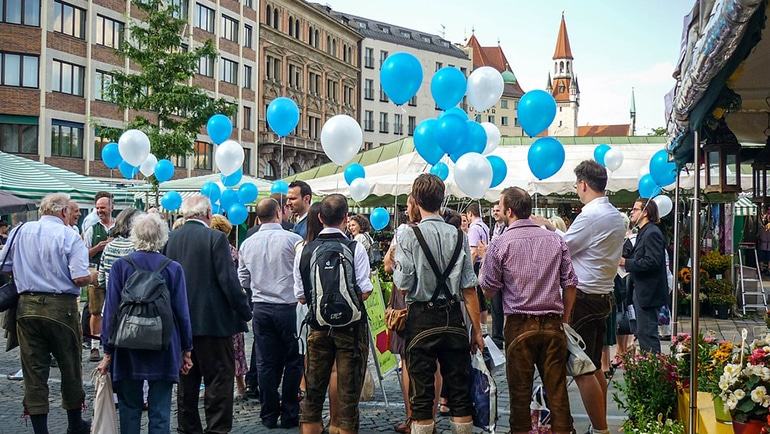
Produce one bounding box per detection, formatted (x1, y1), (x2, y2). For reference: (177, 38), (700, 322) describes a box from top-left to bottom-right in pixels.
(0, 162), (674, 434)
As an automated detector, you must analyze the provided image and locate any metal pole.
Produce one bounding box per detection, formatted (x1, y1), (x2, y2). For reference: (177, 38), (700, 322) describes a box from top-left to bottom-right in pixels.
(672, 177), (681, 337)
(689, 130), (701, 434)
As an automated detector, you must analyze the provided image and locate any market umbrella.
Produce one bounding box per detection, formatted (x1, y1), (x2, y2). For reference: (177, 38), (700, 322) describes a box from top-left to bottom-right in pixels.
(0, 191), (37, 214)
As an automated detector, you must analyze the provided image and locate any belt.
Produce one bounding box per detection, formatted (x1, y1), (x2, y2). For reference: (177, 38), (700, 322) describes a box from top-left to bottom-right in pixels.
(507, 313), (562, 321)
(575, 290), (612, 300)
(21, 292), (78, 298)
(409, 299), (459, 311)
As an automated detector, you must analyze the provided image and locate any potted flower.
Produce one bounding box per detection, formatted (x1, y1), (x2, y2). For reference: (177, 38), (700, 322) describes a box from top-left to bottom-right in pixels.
(701, 250), (732, 278)
(705, 279), (736, 319)
(613, 351), (680, 430)
(719, 337), (770, 433)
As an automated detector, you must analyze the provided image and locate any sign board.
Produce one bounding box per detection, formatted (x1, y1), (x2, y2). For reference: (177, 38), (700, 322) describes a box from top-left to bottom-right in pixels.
(366, 275), (398, 376)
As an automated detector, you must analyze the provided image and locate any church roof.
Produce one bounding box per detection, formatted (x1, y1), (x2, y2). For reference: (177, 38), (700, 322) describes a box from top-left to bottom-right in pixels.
(553, 14), (574, 60)
(577, 124), (630, 137)
(466, 34), (525, 94)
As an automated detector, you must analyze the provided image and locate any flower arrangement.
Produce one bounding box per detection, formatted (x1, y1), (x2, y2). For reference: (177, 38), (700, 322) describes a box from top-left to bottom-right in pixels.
(670, 333), (733, 394)
(704, 279), (736, 306)
(700, 250), (732, 276)
(719, 336), (770, 422)
(613, 351), (680, 427)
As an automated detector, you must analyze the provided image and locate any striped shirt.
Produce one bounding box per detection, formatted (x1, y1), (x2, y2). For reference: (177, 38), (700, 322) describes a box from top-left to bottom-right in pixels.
(479, 219), (578, 316)
(98, 237), (135, 288)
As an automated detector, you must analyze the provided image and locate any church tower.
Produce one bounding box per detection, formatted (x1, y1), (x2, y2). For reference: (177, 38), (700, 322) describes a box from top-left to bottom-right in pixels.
(548, 13), (579, 136)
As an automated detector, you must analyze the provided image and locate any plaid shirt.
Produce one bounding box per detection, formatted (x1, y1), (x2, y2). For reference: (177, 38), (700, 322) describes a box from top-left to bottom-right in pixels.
(479, 219), (578, 316)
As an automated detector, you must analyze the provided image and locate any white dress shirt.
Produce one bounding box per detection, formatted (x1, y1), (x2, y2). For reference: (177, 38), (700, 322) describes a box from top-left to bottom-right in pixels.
(238, 222), (303, 304)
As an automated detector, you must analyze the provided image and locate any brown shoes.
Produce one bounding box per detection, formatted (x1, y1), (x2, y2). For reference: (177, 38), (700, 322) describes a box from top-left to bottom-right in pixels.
(394, 418), (411, 433)
(89, 348), (100, 362)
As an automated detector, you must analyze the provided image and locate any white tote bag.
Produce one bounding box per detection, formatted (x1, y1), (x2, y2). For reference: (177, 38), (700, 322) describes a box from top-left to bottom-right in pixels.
(91, 369), (118, 434)
(563, 323), (597, 377)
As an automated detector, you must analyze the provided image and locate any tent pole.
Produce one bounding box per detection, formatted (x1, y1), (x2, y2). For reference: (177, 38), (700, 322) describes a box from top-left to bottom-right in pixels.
(689, 130), (701, 434)
(671, 177), (681, 337)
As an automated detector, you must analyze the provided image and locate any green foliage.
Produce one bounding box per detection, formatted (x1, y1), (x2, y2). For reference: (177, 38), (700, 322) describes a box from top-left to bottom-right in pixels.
(621, 417), (685, 434)
(703, 279), (736, 306)
(649, 127), (668, 137)
(613, 351), (679, 425)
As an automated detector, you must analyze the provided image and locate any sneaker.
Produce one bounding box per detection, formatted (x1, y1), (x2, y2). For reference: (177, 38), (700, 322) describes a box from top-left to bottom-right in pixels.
(89, 348), (100, 362)
(7, 369), (23, 380)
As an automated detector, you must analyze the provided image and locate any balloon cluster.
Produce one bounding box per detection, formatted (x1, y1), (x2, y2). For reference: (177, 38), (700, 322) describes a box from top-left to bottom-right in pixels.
(102, 130), (176, 183)
(198, 178), (257, 225)
(593, 143), (624, 172)
(640, 149), (678, 218)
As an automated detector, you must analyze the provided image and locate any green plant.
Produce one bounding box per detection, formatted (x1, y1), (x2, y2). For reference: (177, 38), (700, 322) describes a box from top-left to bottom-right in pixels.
(613, 351), (679, 424)
(703, 278), (734, 296)
(709, 290), (737, 306)
(621, 417), (686, 434)
(719, 337), (770, 422)
(700, 251), (732, 276)
(670, 333), (733, 395)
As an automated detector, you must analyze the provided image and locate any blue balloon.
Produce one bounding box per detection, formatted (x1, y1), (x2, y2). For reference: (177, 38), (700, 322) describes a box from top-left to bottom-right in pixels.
(154, 159), (175, 183)
(466, 121), (487, 155)
(430, 162), (449, 181)
(200, 181), (221, 203)
(344, 163), (366, 186)
(649, 149), (677, 187)
(101, 143), (122, 169)
(227, 203), (249, 225)
(436, 114), (467, 155)
(594, 144), (611, 166)
(207, 114), (233, 145)
(118, 160), (138, 179)
(519, 90), (557, 137)
(266, 97), (300, 137)
(369, 207), (390, 231)
(161, 190), (182, 211)
(414, 119), (444, 165)
(431, 67), (467, 110)
(487, 155), (507, 188)
(638, 174), (662, 198)
(237, 182), (259, 204)
(527, 137), (565, 180)
(380, 52), (423, 105)
(221, 168), (243, 187)
(220, 189), (239, 211)
(440, 107), (469, 120)
(211, 203), (222, 215)
(271, 180), (289, 195)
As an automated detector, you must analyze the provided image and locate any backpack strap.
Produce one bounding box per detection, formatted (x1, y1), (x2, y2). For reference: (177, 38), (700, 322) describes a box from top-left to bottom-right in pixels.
(412, 226), (464, 303)
(125, 255), (171, 276)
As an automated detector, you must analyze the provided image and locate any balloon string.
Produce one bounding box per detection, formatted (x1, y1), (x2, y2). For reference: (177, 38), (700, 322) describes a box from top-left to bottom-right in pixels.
(280, 136), (285, 180)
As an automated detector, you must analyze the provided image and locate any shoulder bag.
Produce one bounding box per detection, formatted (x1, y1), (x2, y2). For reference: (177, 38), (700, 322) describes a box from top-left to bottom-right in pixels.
(564, 322), (597, 376)
(384, 284), (407, 332)
(0, 224), (23, 312)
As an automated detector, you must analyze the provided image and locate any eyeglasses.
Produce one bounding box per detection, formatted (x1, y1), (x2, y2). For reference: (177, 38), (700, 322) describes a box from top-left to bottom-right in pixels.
(573, 180), (585, 190)
(630, 207), (643, 213)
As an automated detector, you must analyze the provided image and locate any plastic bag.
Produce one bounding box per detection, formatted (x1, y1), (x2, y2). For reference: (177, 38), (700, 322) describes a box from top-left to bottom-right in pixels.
(471, 350), (497, 432)
(564, 323), (596, 377)
(359, 366), (375, 402)
(529, 385), (552, 434)
(91, 369), (118, 434)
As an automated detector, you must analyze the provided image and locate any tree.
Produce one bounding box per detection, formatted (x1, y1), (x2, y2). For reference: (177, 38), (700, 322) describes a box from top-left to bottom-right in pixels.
(100, 0), (235, 186)
(649, 127), (667, 136)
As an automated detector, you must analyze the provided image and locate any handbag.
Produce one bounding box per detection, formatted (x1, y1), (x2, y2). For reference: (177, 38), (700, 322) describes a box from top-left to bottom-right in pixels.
(471, 350), (497, 432)
(564, 323), (597, 377)
(0, 224), (23, 313)
(91, 369), (118, 434)
(384, 287), (406, 332)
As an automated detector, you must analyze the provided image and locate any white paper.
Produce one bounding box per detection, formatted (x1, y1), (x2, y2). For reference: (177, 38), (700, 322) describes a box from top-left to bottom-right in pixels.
(484, 335), (506, 368)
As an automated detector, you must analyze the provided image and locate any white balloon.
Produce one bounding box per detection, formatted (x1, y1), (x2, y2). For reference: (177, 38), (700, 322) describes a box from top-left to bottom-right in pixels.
(604, 148), (624, 172)
(454, 153), (493, 199)
(481, 122), (501, 155)
(118, 129), (151, 166)
(652, 195), (673, 218)
(139, 153), (158, 177)
(321, 115), (363, 166)
(467, 67), (505, 112)
(639, 160), (651, 178)
(349, 178), (371, 202)
(215, 140), (245, 176)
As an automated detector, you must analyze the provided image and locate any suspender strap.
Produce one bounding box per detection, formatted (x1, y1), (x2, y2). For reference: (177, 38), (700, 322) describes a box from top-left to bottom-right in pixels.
(412, 226), (464, 303)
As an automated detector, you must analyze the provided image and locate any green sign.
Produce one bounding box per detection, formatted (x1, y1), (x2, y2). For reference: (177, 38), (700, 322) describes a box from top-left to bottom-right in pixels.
(366, 275), (398, 376)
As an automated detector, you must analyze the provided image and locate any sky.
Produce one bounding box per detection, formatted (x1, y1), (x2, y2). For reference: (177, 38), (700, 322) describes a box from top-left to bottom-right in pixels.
(325, 0), (695, 135)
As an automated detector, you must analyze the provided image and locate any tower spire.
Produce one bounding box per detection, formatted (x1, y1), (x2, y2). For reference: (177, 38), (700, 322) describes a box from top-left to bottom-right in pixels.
(552, 13), (573, 60)
(630, 87), (637, 136)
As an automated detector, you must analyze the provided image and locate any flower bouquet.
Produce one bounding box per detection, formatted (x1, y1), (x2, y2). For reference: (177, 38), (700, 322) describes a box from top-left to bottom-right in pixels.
(719, 336), (770, 425)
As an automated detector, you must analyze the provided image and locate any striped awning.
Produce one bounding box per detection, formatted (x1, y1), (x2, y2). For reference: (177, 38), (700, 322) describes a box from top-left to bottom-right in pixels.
(0, 152), (135, 207)
(735, 196), (757, 216)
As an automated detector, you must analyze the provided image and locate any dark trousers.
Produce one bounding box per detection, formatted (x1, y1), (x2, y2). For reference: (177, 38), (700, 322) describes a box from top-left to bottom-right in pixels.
(253, 303), (303, 425)
(114, 379), (173, 434)
(490, 291), (505, 347)
(405, 301), (473, 421)
(245, 302), (259, 394)
(177, 336), (235, 434)
(633, 293), (662, 353)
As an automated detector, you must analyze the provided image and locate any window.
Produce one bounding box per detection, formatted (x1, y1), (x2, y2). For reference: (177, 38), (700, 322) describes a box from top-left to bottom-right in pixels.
(265, 55), (281, 82)
(0, 119), (38, 154)
(264, 161), (276, 179)
(364, 47), (374, 69)
(501, 116), (509, 126)
(169, 0), (188, 19)
(308, 25), (314, 46)
(243, 106), (252, 131)
(194, 140), (213, 170)
(408, 95), (417, 107)
(435, 62), (442, 72)
(326, 79), (337, 102)
(379, 86), (388, 103)
(220, 58), (237, 84)
(169, 154), (186, 168)
(244, 24), (253, 48)
(500, 100), (508, 109)
(288, 64), (302, 89)
(94, 70), (115, 101)
(197, 55), (214, 77)
(243, 64), (252, 89)
(343, 85), (353, 106)
(242, 147), (251, 175)
(379, 50), (388, 68)
(294, 18), (300, 39)
(363, 111), (374, 132)
(52, 59), (84, 96)
(407, 116), (416, 136)
(265, 5), (271, 26)
(93, 129), (108, 160)
(474, 114), (481, 122)
(50, 120), (83, 158)
(194, 3), (214, 33)
(364, 79), (373, 100)
(514, 117), (519, 127)
(288, 16), (294, 37)
(487, 115), (495, 124)
(308, 115), (320, 139)
(394, 114), (403, 135)
(272, 8), (278, 30)
(1, 0), (40, 26)
(221, 15), (238, 42)
(379, 112), (388, 133)
(53, 1), (85, 39)
(95, 15), (124, 48)
(0, 52), (38, 88)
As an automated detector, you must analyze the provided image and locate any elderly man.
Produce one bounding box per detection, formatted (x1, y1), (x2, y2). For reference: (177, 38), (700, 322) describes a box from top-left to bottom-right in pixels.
(66, 201), (82, 233)
(287, 180), (312, 238)
(0, 193), (92, 434)
(164, 195), (252, 434)
(239, 198), (304, 429)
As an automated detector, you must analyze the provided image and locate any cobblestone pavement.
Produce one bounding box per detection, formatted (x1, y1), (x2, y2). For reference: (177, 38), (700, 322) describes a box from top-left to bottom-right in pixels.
(0, 313), (762, 433)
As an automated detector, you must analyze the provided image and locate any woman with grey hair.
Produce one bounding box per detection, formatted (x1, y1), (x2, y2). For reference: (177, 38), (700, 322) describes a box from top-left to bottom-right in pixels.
(98, 213), (193, 434)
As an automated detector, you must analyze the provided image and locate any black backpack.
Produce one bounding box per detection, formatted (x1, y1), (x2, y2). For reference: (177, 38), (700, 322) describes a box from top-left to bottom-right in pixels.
(301, 237), (365, 328)
(110, 255), (174, 351)
(364, 233), (383, 268)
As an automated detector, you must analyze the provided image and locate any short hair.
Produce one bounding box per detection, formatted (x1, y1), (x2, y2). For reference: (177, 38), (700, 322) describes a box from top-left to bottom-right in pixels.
(0, 221), (8, 228)
(210, 214), (232, 236)
(94, 191), (113, 203)
(411, 174), (444, 213)
(305, 202), (323, 244)
(270, 192), (289, 208)
(636, 198), (660, 224)
(256, 197), (280, 223)
(112, 208), (143, 238)
(40, 193), (70, 216)
(349, 214), (371, 232)
(406, 194), (421, 224)
(441, 208), (462, 228)
(132, 213), (169, 252)
(574, 160), (608, 192)
(466, 203), (481, 218)
(288, 181), (312, 200)
(320, 194), (348, 227)
(500, 187), (532, 219)
(180, 195), (211, 219)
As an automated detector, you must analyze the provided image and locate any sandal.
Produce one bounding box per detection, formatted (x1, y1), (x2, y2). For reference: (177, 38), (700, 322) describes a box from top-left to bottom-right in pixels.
(611, 356), (622, 368)
(394, 418), (411, 433)
(438, 403), (450, 416)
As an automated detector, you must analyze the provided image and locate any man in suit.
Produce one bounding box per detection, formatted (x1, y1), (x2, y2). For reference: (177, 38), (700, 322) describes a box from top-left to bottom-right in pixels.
(164, 194), (252, 434)
(245, 193), (294, 238)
